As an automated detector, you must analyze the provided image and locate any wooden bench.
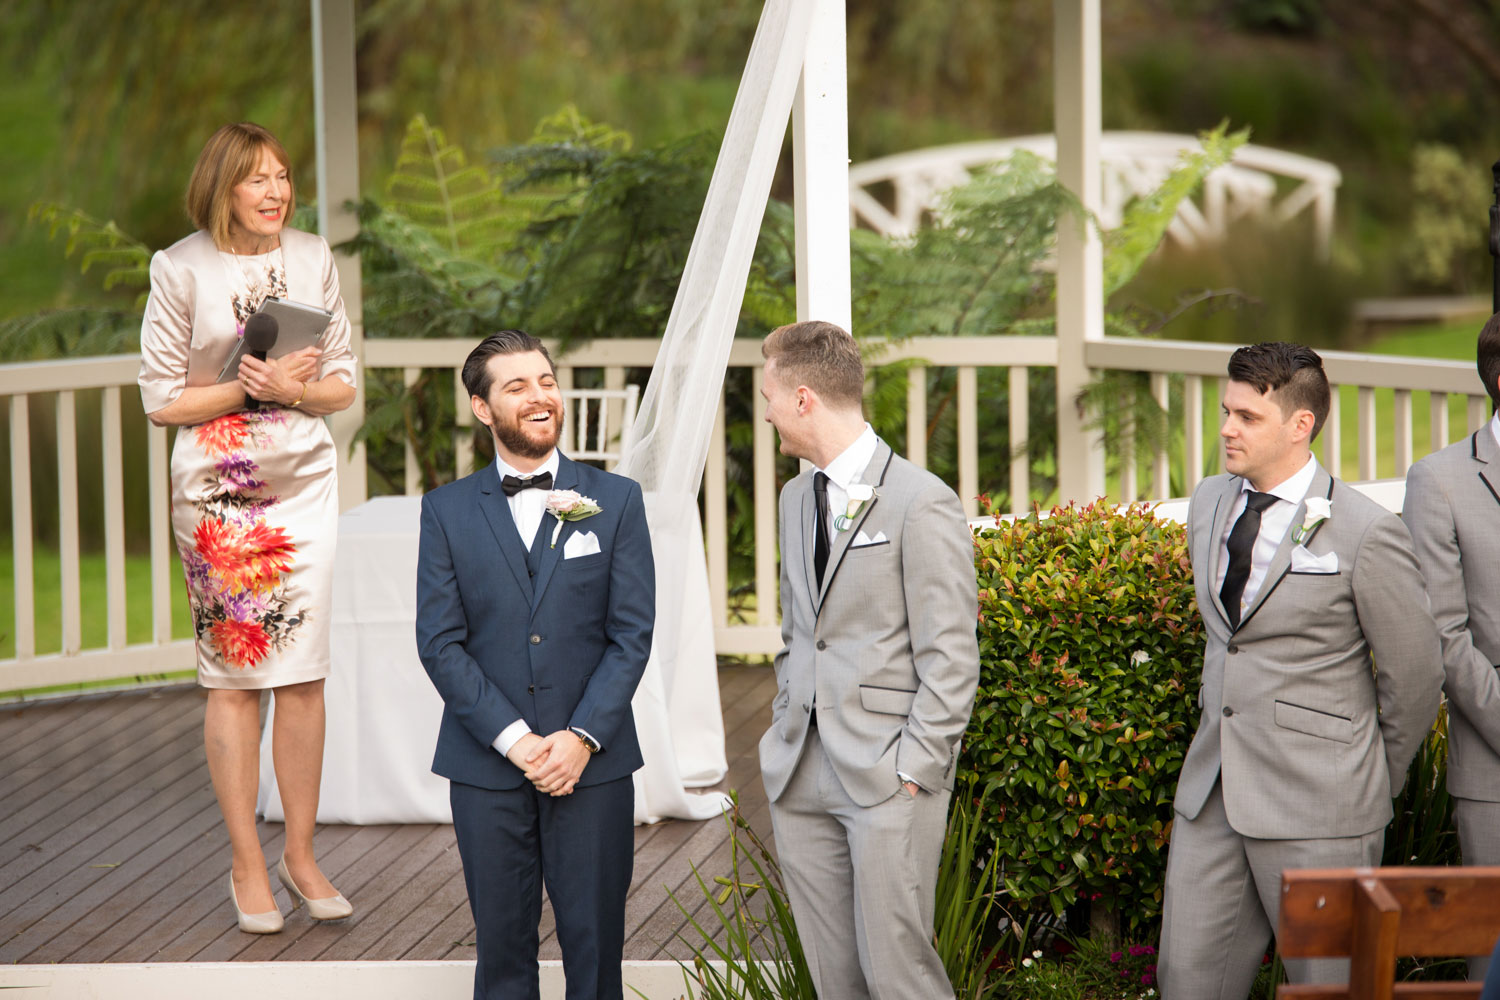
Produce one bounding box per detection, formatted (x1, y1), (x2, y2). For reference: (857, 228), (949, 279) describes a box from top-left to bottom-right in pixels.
(1276, 866), (1500, 999)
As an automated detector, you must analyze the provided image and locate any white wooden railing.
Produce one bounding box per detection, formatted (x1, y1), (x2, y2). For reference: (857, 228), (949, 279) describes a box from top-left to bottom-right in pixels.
(0, 336), (1486, 693)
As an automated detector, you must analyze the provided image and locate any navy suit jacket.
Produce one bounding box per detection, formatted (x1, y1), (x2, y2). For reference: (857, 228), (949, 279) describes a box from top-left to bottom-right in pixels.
(415, 453), (655, 791)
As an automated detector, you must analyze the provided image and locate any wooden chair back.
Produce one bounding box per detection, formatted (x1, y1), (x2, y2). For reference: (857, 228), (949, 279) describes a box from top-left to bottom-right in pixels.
(1276, 866), (1500, 1000)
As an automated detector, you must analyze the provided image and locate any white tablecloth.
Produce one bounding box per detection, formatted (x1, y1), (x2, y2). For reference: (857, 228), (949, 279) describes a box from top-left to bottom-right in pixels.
(257, 495), (452, 824)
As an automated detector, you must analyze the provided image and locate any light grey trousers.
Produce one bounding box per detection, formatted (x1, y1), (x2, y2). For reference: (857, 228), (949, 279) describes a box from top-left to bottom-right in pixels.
(1454, 797), (1500, 982)
(1158, 780), (1382, 1000)
(768, 727), (954, 1000)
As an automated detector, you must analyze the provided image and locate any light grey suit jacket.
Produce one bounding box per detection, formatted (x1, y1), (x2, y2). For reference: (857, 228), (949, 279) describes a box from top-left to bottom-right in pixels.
(1175, 463), (1443, 840)
(1404, 430), (1500, 802)
(758, 438), (980, 808)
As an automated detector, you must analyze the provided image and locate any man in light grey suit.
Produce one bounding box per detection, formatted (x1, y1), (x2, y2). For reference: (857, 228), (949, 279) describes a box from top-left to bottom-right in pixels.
(757, 320), (979, 1000)
(1403, 313), (1500, 982)
(1158, 342), (1443, 1000)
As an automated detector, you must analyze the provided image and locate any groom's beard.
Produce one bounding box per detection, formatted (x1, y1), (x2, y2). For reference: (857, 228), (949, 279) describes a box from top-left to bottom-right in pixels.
(493, 405), (564, 460)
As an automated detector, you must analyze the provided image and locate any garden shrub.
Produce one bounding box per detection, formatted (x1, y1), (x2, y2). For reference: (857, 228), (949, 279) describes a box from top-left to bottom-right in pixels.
(963, 499), (1203, 930)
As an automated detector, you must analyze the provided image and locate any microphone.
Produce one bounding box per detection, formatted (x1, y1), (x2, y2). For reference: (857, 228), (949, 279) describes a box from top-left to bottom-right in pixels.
(242, 312), (279, 412)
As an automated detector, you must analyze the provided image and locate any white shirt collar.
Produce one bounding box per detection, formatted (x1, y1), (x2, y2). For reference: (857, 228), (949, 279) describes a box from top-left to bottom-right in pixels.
(1489, 410), (1500, 453)
(494, 449), (560, 485)
(1241, 452), (1318, 506)
(818, 424), (877, 490)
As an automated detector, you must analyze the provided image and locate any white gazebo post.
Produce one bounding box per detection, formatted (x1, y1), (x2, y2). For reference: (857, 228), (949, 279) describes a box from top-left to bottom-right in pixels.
(792, 0), (853, 331)
(313, 0), (367, 510)
(1053, 0), (1106, 503)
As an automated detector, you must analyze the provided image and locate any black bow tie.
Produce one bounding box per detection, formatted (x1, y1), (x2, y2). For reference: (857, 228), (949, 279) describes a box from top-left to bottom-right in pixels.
(501, 471), (553, 497)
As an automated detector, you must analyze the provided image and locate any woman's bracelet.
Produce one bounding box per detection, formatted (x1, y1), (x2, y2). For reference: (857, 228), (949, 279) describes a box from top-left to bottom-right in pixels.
(287, 381), (308, 408)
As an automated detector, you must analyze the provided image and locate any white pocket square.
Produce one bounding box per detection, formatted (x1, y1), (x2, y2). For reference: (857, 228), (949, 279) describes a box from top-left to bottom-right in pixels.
(1290, 547), (1338, 573)
(851, 529), (888, 547)
(563, 530), (601, 559)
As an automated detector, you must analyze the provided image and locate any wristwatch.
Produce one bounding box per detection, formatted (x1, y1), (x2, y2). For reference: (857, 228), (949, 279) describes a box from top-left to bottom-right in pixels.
(569, 727), (600, 753)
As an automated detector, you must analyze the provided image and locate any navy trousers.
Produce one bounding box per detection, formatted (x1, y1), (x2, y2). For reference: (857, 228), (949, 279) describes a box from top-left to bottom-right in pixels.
(450, 775), (634, 1000)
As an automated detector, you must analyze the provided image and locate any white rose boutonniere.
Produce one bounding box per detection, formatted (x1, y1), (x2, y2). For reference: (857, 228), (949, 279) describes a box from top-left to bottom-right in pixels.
(545, 490), (602, 547)
(1291, 497), (1331, 544)
(833, 484), (878, 531)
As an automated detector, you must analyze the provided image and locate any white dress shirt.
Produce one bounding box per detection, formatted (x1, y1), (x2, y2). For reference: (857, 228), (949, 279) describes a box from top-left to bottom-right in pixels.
(495, 450), (560, 549)
(815, 423), (878, 547)
(1214, 453), (1318, 615)
(488, 451), (582, 759)
(1490, 410), (1500, 452)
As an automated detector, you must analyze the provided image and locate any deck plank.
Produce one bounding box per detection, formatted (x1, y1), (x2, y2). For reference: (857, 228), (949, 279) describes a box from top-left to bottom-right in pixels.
(0, 663), (778, 964)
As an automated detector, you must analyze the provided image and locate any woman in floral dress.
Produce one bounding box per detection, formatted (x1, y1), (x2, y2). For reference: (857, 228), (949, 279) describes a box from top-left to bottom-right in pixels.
(138, 122), (357, 933)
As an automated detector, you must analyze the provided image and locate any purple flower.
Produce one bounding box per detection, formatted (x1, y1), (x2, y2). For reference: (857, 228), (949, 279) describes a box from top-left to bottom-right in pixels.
(1110, 951), (1123, 963)
(215, 455), (264, 492)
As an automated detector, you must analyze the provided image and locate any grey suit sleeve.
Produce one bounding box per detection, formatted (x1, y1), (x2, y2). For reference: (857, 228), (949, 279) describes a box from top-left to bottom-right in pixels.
(894, 485), (980, 791)
(1403, 459), (1500, 755)
(1351, 510), (1444, 794)
(770, 486), (792, 729)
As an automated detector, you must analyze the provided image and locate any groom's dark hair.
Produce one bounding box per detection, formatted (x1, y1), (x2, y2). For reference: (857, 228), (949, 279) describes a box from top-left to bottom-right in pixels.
(1227, 341), (1331, 441)
(1478, 312), (1500, 407)
(762, 320), (864, 411)
(462, 329), (555, 400)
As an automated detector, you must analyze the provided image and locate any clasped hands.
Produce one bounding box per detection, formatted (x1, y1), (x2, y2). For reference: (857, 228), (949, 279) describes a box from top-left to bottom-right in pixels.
(506, 731), (590, 797)
(237, 345), (320, 406)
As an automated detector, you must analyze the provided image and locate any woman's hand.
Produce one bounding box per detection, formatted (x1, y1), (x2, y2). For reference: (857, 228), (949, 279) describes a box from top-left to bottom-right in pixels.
(238, 349), (313, 406)
(275, 346), (322, 385)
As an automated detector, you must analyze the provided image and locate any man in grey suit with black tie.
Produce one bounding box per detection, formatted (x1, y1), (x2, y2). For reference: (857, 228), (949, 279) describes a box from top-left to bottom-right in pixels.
(1403, 313), (1500, 983)
(1158, 342), (1443, 999)
(757, 320), (979, 1000)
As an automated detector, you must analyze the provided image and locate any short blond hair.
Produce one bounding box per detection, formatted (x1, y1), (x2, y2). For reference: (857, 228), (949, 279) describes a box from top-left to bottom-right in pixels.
(761, 320), (864, 411)
(186, 123), (296, 250)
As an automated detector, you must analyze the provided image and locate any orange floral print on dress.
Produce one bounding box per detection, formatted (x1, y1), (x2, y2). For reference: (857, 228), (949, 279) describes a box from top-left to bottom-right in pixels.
(194, 518), (296, 594)
(210, 618), (272, 669)
(194, 412), (251, 457)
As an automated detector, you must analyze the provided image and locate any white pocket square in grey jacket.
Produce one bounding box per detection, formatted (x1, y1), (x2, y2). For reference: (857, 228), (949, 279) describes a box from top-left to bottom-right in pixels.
(1290, 547), (1338, 573)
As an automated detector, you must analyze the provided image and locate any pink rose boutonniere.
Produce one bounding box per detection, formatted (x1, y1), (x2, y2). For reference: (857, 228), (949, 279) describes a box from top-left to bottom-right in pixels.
(544, 490), (603, 547)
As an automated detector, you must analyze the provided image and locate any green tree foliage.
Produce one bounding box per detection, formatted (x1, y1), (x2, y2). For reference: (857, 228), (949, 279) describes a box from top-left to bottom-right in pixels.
(1401, 143), (1491, 294)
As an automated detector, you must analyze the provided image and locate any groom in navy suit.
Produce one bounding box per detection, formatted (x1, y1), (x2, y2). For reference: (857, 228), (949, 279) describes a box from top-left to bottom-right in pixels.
(416, 330), (655, 1000)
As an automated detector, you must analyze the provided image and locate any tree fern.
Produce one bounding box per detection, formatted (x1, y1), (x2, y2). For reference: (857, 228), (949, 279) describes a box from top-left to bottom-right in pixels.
(386, 113), (529, 271)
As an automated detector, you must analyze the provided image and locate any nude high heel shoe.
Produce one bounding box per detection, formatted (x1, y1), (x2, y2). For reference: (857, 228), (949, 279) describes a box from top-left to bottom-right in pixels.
(228, 872), (284, 934)
(277, 856), (353, 921)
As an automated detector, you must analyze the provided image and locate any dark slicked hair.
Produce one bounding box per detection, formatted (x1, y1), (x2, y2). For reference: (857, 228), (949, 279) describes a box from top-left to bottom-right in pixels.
(461, 330), (555, 400)
(1478, 312), (1500, 406)
(761, 320), (864, 411)
(1227, 341), (1331, 441)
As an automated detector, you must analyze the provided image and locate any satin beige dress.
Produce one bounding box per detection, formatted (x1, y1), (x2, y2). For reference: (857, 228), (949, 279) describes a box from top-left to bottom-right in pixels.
(138, 228), (357, 689)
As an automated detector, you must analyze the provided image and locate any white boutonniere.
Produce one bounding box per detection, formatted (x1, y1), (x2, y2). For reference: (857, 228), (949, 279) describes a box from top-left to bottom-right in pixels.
(545, 490), (602, 547)
(833, 484), (878, 532)
(1291, 497), (1331, 544)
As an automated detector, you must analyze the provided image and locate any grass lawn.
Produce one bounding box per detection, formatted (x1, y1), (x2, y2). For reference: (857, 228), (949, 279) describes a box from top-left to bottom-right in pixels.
(0, 544), (195, 662)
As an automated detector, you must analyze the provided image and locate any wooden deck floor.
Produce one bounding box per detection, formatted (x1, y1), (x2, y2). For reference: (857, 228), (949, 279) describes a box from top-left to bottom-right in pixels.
(0, 663), (776, 965)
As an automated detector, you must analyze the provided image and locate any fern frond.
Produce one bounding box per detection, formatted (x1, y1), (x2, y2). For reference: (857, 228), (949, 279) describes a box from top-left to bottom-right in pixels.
(385, 113), (533, 265)
(1103, 122), (1250, 296)
(28, 203), (151, 305)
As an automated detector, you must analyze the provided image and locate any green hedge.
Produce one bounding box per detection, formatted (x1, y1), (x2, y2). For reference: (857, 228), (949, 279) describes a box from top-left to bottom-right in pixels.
(963, 499), (1203, 931)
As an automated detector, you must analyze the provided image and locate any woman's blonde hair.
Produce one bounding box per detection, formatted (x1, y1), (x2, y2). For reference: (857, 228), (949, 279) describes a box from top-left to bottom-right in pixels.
(185, 122), (295, 250)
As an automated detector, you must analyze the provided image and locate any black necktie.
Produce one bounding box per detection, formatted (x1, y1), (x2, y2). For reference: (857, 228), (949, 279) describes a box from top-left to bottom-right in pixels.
(501, 471), (553, 497)
(1219, 490), (1278, 630)
(812, 471), (831, 590)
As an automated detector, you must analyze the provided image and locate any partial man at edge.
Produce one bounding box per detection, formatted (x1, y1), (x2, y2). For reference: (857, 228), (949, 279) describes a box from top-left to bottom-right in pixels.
(757, 319), (980, 1000)
(1403, 311), (1500, 983)
(1158, 341), (1443, 999)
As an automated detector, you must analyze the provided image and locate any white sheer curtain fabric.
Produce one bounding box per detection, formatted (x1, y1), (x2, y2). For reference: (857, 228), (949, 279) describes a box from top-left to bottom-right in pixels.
(619, 0), (815, 824)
